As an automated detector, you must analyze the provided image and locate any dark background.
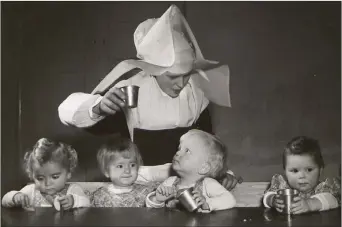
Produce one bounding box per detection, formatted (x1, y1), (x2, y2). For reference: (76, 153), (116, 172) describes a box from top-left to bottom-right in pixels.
(2, 2), (341, 195)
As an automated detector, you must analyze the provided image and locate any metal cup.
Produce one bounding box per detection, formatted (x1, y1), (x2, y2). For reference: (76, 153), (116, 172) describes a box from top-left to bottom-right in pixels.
(277, 189), (299, 214)
(120, 85), (139, 108)
(177, 188), (200, 212)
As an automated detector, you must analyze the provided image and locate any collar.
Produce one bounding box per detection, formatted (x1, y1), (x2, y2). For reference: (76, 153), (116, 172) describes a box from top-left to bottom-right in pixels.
(108, 184), (133, 194)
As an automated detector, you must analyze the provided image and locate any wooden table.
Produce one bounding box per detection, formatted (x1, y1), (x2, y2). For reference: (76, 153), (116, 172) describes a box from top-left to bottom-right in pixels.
(1, 207), (340, 226)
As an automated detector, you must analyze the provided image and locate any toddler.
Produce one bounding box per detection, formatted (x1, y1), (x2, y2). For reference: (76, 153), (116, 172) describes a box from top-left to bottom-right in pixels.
(2, 138), (90, 210)
(91, 137), (158, 207)
(263, 136), (340, 214)
(146, 129), (236, 213)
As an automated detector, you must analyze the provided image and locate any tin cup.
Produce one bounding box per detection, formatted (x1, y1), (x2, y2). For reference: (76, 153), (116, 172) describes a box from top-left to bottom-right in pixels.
(277, 189), (299, 214)
(177, 188), (200, 212)
(120, 85), (140, 108)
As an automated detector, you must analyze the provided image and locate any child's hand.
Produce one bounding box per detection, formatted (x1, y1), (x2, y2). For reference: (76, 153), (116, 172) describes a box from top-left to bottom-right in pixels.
(13, 192), (31, 209)
(271, 194), (285, 213)
(58, 195), (74, 210)
(192, 189), (209, 211)
(291, 196), (312, 214)
(156, 185), (176, 203)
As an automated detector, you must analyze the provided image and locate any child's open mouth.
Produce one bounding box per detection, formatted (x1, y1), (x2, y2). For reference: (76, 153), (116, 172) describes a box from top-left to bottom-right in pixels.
(172, 159), (179, 164)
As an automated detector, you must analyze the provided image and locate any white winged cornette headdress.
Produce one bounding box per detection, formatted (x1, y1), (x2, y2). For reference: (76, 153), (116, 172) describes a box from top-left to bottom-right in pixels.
(92, 5), (231, 107)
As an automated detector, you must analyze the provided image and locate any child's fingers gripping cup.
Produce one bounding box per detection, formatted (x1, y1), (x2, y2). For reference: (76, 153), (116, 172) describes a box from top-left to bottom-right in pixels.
(177, 187), (200, 212)
(277, 189), (299, 214)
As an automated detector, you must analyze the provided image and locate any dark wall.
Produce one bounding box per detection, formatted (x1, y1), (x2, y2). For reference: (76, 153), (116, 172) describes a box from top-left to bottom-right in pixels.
(2, 2), (340, 193)
(187, 2), (341, 180)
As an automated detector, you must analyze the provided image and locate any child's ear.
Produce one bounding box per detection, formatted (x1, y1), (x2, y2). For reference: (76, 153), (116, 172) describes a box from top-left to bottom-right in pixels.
(67, 172), (71, 180)
(198, 162), (210, 175)
(104, 172), (110, 178)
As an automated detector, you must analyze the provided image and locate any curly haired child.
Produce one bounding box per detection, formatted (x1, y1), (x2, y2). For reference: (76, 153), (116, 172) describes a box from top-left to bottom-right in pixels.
(2, 138), (90, 210)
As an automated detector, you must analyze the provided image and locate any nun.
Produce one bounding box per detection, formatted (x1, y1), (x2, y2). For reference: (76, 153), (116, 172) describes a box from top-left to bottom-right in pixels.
(58, 5), (239, 190)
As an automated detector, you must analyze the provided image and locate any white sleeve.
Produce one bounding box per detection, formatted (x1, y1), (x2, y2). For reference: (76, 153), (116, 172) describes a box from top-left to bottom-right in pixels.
(1, 184), (35, 208)
(263, 191), (276, 208)
(58, 92), (104, 128)
(200, 178), (236, 213)
(137, 163), (173, 183)
(311, 193), (339, 211)
(67, 184), (90, 209)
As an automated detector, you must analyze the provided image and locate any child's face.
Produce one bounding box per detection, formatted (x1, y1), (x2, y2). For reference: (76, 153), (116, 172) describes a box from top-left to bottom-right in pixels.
(105, 153), (139, 188)
(172, 134), (209, 175)
(285, 154), (322, 193)
(32, 161), (71, 195)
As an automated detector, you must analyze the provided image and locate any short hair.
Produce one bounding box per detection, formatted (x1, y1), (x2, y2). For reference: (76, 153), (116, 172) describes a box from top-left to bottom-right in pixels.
(23, 138), (78, 179)
(283, 136), (324, 169)
(180, 129), (228, 179)
(97, 137), (143, 176)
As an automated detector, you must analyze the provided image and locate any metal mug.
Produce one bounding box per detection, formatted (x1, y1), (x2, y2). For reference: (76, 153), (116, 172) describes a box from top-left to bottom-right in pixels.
(277, 189), (299, 214)
(177, 188), (200, 212)
(120, 85), (140, 108)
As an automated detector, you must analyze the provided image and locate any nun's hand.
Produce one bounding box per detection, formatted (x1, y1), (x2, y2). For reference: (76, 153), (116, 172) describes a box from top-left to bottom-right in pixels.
(93, 87), (126, 116)
(156, 185), (176, 203)
(220, 173), (242, 191)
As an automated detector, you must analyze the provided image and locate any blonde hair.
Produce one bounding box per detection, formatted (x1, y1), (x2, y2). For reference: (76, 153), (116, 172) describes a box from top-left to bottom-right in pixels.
(180, 129), (228, 179)
(23, 138), (78, 179)
(97, 137), (143, 176)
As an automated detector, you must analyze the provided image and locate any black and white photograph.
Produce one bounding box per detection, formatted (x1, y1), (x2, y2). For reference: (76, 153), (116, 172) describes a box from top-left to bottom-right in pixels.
(1, 1), (341, 226)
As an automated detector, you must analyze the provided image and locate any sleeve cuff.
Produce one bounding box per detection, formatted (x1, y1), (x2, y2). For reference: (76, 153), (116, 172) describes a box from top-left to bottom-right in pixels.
(145, 192), (165, 208)
(89, 96), (105, 120)
(263, 191), (276, 208)
(11, 192), (22, 204)
(198, 207), (211, 213)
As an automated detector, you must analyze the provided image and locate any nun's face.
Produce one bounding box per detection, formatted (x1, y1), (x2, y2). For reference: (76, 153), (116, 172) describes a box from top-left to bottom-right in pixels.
(155, 71), (192, 98)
